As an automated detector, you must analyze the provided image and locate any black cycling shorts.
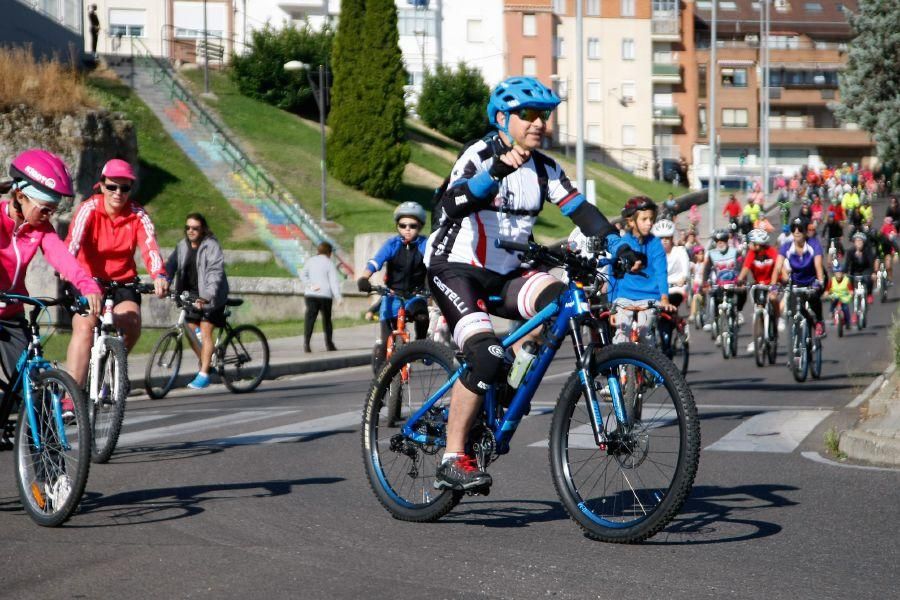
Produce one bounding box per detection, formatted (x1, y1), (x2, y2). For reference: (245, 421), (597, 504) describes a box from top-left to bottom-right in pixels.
(66, 282), (142, 307)
(0, 318), (29, 382)
(185, 305), (227, 328)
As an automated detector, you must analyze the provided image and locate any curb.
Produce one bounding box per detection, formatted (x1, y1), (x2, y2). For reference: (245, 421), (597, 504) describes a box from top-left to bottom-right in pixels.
(839, 362), (900, 466)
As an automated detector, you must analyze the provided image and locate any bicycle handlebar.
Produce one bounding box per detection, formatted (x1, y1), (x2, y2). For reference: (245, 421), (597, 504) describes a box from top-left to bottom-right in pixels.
(493, 238), (632, 282)
(369, 286), (431, 302)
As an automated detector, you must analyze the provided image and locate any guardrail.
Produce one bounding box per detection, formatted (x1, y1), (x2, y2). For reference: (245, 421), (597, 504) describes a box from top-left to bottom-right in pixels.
(128, 38), (354, 277)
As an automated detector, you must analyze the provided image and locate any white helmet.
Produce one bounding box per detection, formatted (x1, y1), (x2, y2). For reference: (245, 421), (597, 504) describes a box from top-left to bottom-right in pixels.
(393, 201), (427, 224)
(843, 183), (851, 193)
(651, 219), (676, 238)
(748, 228), (770, 245)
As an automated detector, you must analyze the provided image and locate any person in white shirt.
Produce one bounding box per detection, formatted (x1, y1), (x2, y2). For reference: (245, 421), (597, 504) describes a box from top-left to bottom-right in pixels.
(652, 219), (690, 356)
(300, 242), (343, 353)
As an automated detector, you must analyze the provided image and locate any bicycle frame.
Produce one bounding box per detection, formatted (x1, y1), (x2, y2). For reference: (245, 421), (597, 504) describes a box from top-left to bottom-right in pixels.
(401, 281), (618, 453)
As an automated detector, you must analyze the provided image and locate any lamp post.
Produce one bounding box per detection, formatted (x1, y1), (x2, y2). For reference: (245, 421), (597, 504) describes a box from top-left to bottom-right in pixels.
(285, 60), (328, 223)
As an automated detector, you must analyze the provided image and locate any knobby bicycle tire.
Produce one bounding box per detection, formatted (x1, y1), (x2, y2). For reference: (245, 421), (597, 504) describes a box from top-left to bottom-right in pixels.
(90, 337), (129, 463)
(753, 312), (766, 367)
(220, 325), (269, 393)
(15, 370), (91, 527)
(671, 330), (689, 377)
(362, 340), (463, 522)
(549, 343), (700, 543)
(145, 330), (183, 399)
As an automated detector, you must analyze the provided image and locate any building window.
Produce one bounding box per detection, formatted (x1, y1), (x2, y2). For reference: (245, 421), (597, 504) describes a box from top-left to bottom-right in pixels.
(698, 64), (707, 98)
(553, 0), (566, 14)
(621, 38), (635, 60)
(804, 2), (823, 10)
(721, 67), (748, 87)
(586, 0), (601, 16)
(555, 78), (568, 99)
(621, 0), (636, 16)
(723, 108), (749, 127)
(523, 13), (537, 37)
(587, 81), (602, 102)
(554, 36), (566, 58)
(696, 0), (712, 8)
(397, 9), (436, 37)
(587, 124), (602, 143)
(621, 80), (636, 102)
(467, 19), (483, 43)
(622, 125), (636, 147)
(109, 8), (146, 37)
(587, 37), (601, 59)
(719, 1), (737, 9)
(523, 56), (537, 76)
(699, 106), (707, 136)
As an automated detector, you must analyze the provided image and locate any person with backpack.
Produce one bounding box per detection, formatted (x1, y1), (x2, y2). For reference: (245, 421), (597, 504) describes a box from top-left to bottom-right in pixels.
(425, 76), (641, 492)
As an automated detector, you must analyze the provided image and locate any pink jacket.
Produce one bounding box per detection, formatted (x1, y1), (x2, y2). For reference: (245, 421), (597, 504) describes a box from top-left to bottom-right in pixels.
(0, 200), (101, 319)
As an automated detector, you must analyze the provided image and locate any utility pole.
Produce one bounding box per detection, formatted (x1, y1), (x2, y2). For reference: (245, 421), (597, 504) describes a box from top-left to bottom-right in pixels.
(575, 0), (585, 193)
(203, 0), (210, 94)
(707, 0), (717, 234)
(762, 0), (770, 198)
(435, 0), (442, 67)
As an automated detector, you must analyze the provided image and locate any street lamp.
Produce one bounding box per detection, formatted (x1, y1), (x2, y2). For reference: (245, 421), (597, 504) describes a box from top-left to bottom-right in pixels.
(285, 60), (329, 223)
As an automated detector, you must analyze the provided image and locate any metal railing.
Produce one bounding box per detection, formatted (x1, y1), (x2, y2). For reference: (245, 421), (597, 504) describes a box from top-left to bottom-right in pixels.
(651, 18), (680, 36)
(652, 63), (681, 77)
(128, 38), (354, 277)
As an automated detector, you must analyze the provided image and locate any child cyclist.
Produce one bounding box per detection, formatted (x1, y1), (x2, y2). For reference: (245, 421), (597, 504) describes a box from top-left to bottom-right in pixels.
(823, 264), (852, 327)
(607, 196), (671, 343)
(0, 150), (102, 432)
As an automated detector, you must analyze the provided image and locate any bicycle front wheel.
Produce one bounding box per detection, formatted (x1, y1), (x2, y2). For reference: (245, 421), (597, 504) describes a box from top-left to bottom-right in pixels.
(550, 343), (700, 543)
(753, 312), (766, 367)
(144, 330), (183, 399)
(220, 325), (269, 393)
(90, 337), (128, 463)
(791, 320), (809, 383)
(362, 340), (463, 522)
(15, 370), (91, 527)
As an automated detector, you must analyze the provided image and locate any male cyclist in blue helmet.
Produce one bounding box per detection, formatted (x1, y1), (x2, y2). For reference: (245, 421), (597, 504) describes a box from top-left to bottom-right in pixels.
(425, 76), (641, 491)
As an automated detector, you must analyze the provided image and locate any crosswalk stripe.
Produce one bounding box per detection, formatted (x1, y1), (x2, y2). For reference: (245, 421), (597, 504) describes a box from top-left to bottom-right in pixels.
(120, 413), (177, 427)
(117, 410), (297, 447)
(213, 411), (361, 446)
(705, 409), (833, 453)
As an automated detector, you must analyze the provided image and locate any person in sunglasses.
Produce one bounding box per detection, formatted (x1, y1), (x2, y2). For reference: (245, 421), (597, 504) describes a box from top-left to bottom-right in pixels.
(0, 150), (102, 420)
(773, 217), (826, 337)
(425, 76), (639, 492)
(357, 202), (429, 372)
(164, 213), (229, 389)
(65, 159), (168, 388)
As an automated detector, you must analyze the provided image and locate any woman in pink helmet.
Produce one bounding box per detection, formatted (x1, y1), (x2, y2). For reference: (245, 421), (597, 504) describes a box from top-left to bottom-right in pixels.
(65, 158), (168, 388)
(1, 149), (102, 382)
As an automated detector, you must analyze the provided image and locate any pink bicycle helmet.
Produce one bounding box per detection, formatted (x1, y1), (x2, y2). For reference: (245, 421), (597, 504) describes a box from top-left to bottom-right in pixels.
(9, 149), (74, 203)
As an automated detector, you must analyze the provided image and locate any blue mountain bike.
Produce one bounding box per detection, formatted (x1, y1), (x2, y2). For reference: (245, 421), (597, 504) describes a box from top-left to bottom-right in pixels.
(362, 241), (700, 543)
(0, 294), (91, 526)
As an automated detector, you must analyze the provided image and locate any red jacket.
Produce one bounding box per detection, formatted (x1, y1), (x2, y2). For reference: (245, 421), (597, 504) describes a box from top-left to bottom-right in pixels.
(66, 195), (165, 281)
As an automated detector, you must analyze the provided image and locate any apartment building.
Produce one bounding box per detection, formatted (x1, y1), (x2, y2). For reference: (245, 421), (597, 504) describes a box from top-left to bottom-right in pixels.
(546, 1), (656, 177)
(684, 0), (874, 189)
(5, 0), (84, 61)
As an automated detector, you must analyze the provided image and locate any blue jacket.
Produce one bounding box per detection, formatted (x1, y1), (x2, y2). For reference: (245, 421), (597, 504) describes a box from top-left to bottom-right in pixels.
(367, 235), (428, 293)
(608, 232), (668, 302)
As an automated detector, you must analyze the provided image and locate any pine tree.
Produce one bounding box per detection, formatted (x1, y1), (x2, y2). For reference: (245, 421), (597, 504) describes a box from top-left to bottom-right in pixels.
(835, 0), (900, 167)
(356, 0), (410, 198)
(327, 0), (367, 187)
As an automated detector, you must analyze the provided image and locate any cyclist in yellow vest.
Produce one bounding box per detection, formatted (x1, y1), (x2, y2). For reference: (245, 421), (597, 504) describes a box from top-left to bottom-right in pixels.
(823, 263), (852, 326)
(743, 196), (762, 225)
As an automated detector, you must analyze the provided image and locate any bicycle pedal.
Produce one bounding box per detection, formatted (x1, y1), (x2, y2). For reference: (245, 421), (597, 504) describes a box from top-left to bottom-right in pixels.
(465, 484), (491, 497)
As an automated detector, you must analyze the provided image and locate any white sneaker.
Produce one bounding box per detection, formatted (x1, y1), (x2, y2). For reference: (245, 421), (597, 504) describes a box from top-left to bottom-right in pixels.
(703, 323), (712, 331)
(715, 334), (722, 347)
(737, 313), (745, 325)
(746, 341), (755, 353)
(778, 319), (786, 332)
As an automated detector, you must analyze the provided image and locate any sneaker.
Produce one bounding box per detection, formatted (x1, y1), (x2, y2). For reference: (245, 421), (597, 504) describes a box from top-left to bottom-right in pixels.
(737, 313), (745, 325)
(746, 341), (755, 353)
(867, 294), (874, 305)
(815, 322), (826, 338)
(187, 373), (210, 389)
(778, 319), (786, 332)
(703, 323), (712, 331)
(433, 455), (492, 491)
(851, 313), (858, 325)
(60, 395), (75, 421)
(715, 334), (722, 347)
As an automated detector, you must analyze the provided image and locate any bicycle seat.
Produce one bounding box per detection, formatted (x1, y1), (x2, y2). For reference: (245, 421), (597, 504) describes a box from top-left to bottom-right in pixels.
(225, 298), (244, 307)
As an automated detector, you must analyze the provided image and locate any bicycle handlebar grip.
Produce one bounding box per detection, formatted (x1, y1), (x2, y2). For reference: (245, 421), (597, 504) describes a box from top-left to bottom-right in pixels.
(494, 239), (531, 253)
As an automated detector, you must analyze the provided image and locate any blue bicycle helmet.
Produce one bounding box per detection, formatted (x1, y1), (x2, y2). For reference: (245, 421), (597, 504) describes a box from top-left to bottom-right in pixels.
(487, 76), (561, 136)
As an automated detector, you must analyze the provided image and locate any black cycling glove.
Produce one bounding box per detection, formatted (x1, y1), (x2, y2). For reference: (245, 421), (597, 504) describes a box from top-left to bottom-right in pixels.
(357, 277), (372, 293)
(489, 157), (518, 182)
(615, 245), (644, 273)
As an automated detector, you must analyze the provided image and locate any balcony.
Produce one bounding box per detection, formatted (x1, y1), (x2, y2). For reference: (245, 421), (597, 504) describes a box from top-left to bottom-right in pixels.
(652, 106), (682, 126)
(651, 18), (681, 42)
(652, 63), (682, 85)
(769, 126), (873, 148)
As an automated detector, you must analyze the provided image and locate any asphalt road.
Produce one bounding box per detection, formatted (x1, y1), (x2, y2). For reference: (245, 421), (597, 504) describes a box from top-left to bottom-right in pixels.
(1, 274), (899, 599)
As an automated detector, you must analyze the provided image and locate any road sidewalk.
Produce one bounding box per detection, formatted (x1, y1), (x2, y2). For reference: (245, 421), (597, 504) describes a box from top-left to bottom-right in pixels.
(840, 363), (900, 466)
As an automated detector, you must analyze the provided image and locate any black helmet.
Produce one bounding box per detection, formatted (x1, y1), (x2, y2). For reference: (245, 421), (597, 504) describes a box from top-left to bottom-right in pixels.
(713, 229), (730, 242)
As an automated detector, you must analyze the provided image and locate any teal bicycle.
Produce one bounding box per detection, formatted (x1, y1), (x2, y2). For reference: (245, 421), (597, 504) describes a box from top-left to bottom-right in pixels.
(362, 240), (700, 543)
(0, 293), (91, 526)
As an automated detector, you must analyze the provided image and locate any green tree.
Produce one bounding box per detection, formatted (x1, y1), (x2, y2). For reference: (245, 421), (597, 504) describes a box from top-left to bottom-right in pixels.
(327, 0), (367, 188)
(418, 63), (490, 143)
(230, 23), (333, 116)
(328, 0), (409, 198)
(835, 0), (900, 167)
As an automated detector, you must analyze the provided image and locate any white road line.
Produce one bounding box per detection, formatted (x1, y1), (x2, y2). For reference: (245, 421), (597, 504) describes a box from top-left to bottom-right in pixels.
(117, 410), (297, 447)
(215, 411), (361, 446)
(705, 410), (833, 453)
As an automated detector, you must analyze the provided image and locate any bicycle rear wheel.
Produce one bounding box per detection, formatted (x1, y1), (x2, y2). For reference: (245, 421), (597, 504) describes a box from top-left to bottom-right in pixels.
(362, 340), (463, 522)
(144, 330), (183, 399)
(220, 325), (269, 393)
(670, 330), (689, 377)
(810, 336), (823, 379)
(550, 343), (700, 543)
(15, 370), (91, 527)
(90, 337), (128, 463)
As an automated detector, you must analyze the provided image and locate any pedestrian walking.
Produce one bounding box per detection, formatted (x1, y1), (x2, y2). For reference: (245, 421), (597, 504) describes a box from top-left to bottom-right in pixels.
(88, 4), (100, 56)
(300, 242), (342, 353)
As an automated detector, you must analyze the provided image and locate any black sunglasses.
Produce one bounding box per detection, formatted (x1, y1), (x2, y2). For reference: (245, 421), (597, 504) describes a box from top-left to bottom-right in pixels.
(185, 225), (203, 232)
(514, 108), (552, 123)
(397, 222), (420, 230)
(104, 182), (132, 193)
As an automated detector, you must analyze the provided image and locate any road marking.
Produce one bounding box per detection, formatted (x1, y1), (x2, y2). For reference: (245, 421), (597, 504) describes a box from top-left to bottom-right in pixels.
(705, 410), (832, 453)
(120, 413), (177, 427)
(118, 410), (296, 447)
(216, 411), (361, 446)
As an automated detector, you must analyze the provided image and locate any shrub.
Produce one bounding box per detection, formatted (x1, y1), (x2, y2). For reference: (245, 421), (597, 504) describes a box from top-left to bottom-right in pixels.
(0, 46), (94, 115)
(230, 23), (332, 117)
(418, 63), (490, 143)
